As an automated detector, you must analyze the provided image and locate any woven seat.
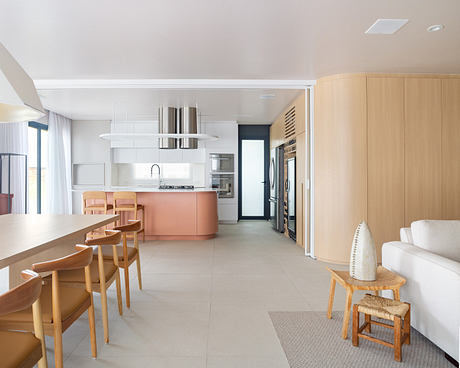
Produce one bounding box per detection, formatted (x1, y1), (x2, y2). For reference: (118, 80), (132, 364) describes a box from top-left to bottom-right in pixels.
(356, 294), (409, 321)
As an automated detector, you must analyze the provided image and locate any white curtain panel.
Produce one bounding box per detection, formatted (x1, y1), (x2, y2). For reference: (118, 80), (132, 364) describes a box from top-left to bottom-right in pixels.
(47, 111), (72, 214)
(0, 122), (28, 213)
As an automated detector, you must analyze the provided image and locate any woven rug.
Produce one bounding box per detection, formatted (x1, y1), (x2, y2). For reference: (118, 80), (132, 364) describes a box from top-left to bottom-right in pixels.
(269, 311), (453, 368)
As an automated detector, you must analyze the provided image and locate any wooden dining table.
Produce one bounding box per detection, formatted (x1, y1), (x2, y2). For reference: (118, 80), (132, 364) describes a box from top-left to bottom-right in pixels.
(0, 214), (119, 287)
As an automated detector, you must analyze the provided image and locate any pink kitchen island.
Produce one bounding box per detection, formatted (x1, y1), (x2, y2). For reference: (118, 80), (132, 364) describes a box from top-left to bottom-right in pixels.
(102, 189), (218, 240)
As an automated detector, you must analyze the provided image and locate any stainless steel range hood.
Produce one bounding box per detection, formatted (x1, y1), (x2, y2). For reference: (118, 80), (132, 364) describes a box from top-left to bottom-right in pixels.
(158, 106), (177, 149)
(178, 106), (198, 149)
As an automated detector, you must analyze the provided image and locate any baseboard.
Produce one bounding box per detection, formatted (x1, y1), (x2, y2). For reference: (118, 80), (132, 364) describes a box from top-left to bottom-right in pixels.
(445, 352), (459, 367)
(219, 220), (238, 224)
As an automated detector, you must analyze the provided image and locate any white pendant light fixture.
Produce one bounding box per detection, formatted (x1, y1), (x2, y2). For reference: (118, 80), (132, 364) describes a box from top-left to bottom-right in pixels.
(0, 42), (45, 123)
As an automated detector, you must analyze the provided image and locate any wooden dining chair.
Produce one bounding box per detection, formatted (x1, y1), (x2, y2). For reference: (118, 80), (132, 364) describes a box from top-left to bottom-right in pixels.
(54, 230), (123, 344)
(82, 191), (114, 238)
(0, 245), (97, 368)
(99, 220), (142, 308)
(0, 270), (47, 368)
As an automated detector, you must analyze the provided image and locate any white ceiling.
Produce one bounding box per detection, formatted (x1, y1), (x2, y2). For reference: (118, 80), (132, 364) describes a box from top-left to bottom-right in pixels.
(37, 88), (303, 122)
(1, 0), (459, 121)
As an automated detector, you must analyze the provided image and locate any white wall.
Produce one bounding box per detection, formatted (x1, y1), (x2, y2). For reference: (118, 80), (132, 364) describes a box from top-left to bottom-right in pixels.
(71, 120), (111, 213)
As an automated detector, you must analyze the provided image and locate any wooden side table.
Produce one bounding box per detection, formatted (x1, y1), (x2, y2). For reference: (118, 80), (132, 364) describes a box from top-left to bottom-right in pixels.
(326, 266), (406, 339)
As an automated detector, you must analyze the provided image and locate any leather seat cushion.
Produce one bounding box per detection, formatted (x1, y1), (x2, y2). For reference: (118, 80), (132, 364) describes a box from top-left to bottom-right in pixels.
(0, 284), (89, 324)
(100, 245), (138, 263)
(0, 331), (41, 368)
(57, 260), (117, 283)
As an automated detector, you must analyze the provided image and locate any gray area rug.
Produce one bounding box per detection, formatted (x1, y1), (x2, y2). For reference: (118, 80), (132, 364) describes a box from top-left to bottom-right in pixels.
(269, 311), (452, 368)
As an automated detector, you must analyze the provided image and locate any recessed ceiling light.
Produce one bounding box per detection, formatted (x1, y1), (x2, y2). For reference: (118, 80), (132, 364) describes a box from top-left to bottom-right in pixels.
(260, 94), (276, 100)
(365, 19), (409, 35)
(427, 24), (444, 32)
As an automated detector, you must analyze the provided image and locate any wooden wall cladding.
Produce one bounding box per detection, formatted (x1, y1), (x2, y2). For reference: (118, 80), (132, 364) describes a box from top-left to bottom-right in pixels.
(442, 79), (460, 220)
(314, 76), (368, 264)
(404, 78), (442, 225)
(314, 73), (460, 264)
(367, 77), (405, 262)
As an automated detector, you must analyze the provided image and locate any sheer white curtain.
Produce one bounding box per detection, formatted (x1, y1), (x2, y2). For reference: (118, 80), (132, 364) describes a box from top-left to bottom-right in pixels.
(46, 111), (72, 214)
(0, 122), (28, 213)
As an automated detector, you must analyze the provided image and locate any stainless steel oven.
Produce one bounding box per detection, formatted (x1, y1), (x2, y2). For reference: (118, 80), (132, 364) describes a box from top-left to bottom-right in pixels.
(211, 173), (234, 198)
(210, 153), (234, 173)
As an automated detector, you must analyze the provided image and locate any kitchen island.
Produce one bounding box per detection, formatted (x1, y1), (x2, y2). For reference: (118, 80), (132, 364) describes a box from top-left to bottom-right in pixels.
(74, 187), (218, 240)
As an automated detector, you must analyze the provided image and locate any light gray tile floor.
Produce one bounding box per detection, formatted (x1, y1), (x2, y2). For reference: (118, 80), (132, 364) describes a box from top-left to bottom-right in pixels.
(41, 220), (365, 367)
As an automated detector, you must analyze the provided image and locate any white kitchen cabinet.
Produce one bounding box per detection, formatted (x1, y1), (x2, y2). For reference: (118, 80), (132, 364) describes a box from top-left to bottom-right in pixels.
(218, 203), (238, 224)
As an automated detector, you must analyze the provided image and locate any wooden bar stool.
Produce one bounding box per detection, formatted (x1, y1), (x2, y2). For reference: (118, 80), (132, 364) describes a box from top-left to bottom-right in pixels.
(352, 294), (411, 362)
(53, 230), (123, 344)
(0, 245), (98, 368)
(82, 191), (114, 238)
(113, 191), (145, 242)
(0, 270), (47, 368)
(99, 220), (142, 308)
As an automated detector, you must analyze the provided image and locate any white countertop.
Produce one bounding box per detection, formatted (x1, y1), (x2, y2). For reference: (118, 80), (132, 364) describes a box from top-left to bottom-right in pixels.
(72, 185), (216, 193)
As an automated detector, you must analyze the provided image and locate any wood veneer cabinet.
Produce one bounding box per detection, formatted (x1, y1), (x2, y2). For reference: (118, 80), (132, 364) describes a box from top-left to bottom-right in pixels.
(441, 79), (460, 220)
(314, 73), (460, 264)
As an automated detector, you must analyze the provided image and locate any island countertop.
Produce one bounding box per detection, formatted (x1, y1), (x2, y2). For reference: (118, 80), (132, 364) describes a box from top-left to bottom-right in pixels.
(77, 188), (218, 240)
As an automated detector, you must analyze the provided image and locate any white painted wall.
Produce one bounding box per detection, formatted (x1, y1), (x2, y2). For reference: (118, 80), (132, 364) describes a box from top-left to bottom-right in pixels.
(71, 120), (111, 213)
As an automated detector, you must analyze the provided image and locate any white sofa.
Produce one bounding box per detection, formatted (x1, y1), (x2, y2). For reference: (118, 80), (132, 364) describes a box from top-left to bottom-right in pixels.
(382, 220), (460, 362)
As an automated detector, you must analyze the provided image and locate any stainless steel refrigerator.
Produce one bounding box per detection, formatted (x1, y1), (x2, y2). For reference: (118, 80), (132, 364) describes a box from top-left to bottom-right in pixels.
(269, 147), (284, 232)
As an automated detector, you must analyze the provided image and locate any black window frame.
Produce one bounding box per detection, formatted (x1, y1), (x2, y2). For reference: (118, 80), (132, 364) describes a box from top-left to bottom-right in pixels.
(28, 121), (48, 214)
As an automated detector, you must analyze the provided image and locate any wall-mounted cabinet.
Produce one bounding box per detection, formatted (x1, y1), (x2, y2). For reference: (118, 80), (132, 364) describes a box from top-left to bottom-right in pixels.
(314, 73), (460, 264)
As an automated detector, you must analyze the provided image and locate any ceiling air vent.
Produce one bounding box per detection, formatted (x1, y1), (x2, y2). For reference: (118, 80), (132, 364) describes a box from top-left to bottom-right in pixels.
(365, 19), (409, 35)
(284, 105), (296, 140)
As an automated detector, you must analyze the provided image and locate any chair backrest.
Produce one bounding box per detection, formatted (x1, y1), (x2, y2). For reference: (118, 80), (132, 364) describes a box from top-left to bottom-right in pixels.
(32, 245), (93, 273)
(113, 191), (137, 209)
(85, 230), (121, 246)
(114, 220), (141, 233)
(0, 270), (42, 316)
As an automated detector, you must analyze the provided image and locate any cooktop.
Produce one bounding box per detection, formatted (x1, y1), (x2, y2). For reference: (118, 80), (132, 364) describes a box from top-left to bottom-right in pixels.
(158, 185), (195, 190)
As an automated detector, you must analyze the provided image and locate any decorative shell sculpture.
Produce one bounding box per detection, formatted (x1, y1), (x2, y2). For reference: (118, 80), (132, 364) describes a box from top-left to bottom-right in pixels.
(349, 221), (377, 281)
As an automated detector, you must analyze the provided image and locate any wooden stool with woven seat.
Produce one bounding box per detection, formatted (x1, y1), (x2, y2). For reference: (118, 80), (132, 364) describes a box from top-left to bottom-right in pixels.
(113, 191), (145, 242)
(53, 230), (123, 344)
(352, 294), (411, 362)
(99, 220), (142, 308)
(0, 245), (98, 368)
(82, 191), (114, 238)
(0, 270), (47, 368)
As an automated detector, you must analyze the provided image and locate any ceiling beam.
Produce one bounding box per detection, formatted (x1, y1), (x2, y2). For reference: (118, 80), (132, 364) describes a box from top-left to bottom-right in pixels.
(34, 79), (315, 90)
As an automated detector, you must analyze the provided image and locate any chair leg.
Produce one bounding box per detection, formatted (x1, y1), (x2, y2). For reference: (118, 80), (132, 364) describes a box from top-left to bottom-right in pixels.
(32, 299), (48, 368)
(124, 264), (131, 308)
(136, 254), (142, 290)
(364, 313), (371, 333)
(51, 273), (64, 368)
(84, 266), (97, 358)
(404, 304), (411, 345)
(112, 244), (123, 316)
(352, 305), (359, 347)
(142, 208), (145, 242)
(394, 316), (402, 362)
(97, 248), (109, 344)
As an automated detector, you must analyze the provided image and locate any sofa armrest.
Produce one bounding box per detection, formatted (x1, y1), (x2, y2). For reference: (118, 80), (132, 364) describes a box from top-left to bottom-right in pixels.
(382, 241), (460, 361)
(383, 241), (460, 277)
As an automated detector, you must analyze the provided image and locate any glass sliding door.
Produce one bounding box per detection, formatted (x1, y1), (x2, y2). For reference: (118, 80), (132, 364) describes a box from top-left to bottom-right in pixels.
(241, 140), (265, 217)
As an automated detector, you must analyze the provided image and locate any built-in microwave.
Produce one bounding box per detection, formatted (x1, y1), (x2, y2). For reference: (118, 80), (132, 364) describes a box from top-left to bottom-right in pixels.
(210, 153), (234, 173)
(211, 173), (234, 198)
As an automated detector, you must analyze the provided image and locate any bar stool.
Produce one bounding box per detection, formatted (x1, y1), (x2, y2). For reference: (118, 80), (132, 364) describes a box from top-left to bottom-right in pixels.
(113, 191), (145, 242)
(0, 245), (98, 368)
(82, 191), (113, 238)
(0, 270), (47, 368)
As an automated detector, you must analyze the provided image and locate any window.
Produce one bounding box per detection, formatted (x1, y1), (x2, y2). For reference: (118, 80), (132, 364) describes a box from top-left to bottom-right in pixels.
(28, 122), (48, 213)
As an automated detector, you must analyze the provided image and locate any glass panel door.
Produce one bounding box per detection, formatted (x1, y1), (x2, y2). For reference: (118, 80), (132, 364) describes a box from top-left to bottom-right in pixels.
(241, 140), (265, 217)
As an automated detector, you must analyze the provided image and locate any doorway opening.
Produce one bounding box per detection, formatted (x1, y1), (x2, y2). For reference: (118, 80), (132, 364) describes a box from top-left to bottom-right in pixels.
(238, 125), (270, 220)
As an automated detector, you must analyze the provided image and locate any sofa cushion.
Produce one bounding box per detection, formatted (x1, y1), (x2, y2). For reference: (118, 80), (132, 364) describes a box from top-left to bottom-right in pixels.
(411, 220), (460, 262)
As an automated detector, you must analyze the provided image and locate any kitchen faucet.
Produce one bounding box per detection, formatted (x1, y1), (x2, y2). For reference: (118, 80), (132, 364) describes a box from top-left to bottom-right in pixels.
(150, 164), (162, 186)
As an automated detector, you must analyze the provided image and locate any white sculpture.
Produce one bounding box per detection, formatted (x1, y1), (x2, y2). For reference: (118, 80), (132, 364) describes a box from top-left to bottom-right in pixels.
(349, 221), (377, 281)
